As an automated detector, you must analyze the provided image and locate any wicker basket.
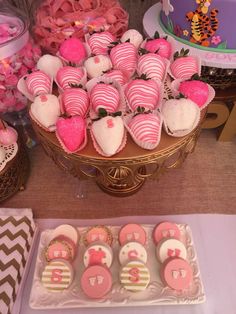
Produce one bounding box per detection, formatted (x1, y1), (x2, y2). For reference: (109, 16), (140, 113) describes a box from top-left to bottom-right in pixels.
(0, 139), (30, 202)
(202, 66), (236, 90)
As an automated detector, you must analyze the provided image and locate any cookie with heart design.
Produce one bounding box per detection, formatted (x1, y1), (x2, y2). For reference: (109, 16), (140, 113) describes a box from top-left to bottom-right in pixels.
(88, 31), (116, 55)
(56, 116), (86, 154)
(90, 83), (120, 113)
(30, 94), (61, 131)
(137, 53), (168, 82)
(56, 66), (86, 90)
(26, 71), (52, 97)
(61, 88), (89, 118)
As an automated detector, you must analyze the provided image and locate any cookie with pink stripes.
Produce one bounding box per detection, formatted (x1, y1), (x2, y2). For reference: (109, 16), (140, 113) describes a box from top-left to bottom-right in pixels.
(110, 42), (137, 77)
(56, 66), (86, 90)
(102, 69), (129, 86)
(137, 53), (167, 82)
(61, 88), (89, 118)
(125, 77), (160, 111)
(90, 83), (120, 113)
(170, 49), (199, 80)
(88, 31), (116, 55)
(26, 71), (51, 96)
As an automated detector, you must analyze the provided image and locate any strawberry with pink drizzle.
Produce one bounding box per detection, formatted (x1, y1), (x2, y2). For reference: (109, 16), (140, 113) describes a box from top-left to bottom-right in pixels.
(88, 31), (116, 55)
(90, 82), (120, 113)
(26, 71), (51, 97)
(59, 37), (87, 64)
(56, 116), (86, 154)
(170, 49), (199, 80)
(129, 113), (162, 144)
(137, 53), (167, 82)
(110, 42), (137, 77)
(178, 77), (209, 108)
(102, 69), (129, 86)
(144, 31), (171, 59)
(56, 66), (86, 90)
(61, 88), (89, 118)
(125, 75), (160, 111)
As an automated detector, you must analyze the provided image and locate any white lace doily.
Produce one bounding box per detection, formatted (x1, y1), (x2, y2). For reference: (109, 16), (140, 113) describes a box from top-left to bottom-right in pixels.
(0, 143), (18, 172)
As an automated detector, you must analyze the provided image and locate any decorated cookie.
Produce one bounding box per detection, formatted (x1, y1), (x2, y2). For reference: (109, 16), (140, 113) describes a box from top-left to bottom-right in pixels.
(119, 223), (147, 246)
(26, 71), (51, 97)
(88, 31), (116, 55)
(119, 242), (147, 265)
(153, 222), (181, 245)
(81, 265), (112, 299)
(102, 69), (129, 86)
(41, 259), (74, 292)
(84, 225), (113, 246)
(144, 32), (172, 59)
(120, 29), (143, 48)
(90, 83), (120, 113)
(51, 224), (79, 245)
(59, 37), (87, 64)
(30, 94), (61, 132)
(83, 242), (113, 268)
(137, 53), (168, 82)
(56, 66), (86, 90)
(120, 260), (150, 292)
(37, 54), (63, 79)
(61, 88), (89, 118)
(178, 79), (209, 108)
(110, 42), (137, 77)
(45, 238), (73, 262)
(161, 257), (193, 290)
(84, 55), (112, 78)
(91, 116), (125, 157)
(156, 238), (187, 263)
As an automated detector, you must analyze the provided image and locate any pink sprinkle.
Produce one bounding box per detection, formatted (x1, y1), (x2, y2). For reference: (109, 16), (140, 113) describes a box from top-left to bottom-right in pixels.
(94, 56), (100, 64)
(107, 118), (114, 128)
(40, 95), (48, 102)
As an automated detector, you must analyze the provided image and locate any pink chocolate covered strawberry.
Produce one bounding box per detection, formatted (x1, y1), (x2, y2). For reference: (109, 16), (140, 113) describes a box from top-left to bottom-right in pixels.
(59, 37), (87, 64)
(90, 82), (120, 113)
(88, 31), (116, 55)
(26, 70), (51, 97)
(144, 31), (171, 59)
(170, 49), (199, 80)
(56, 66), (86, 90)
(102, 69), (129, 86)
(61, 87), (89, 118)
(56, 116), (86, 153)
(137, 53), (167, 82)
(178, 76), (209, 108)
(110, 42), (137, 77)
(125, 75), (159, 111)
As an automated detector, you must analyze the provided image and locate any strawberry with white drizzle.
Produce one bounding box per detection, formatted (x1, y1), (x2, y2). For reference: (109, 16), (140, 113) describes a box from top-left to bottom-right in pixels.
(144, 31), (171, 59)
(26, 71), (51, 96)
(170, 49), (199, 80)
(88, 31), (116, 55)
(137, 53), (167, 82)
(102, 69), (129, 86)
(61, 87), (89, 118)
(129, 113), (161, 144)
(110, 42), (137, 77)
(90, 82), (120, 113)
(56, 66), (86, 90)
(125, 75), (159, 111)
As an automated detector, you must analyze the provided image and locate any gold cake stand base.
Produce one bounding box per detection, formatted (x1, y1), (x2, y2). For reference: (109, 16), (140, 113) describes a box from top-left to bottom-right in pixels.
(31, 111), (205, 197)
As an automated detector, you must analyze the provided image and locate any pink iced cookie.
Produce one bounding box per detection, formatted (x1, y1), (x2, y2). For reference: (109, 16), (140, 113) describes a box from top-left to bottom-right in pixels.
(26, 71), (51, 96)
(81, 265), (112, 299)
(88, 31), (116, 55)
(84, 225), (113, 246)
(153, 222), (181, 245)
(45, 238), (73, 262)
(119, 241), (147, 265)
(119, 223), (146, 246)
(83, 242), (113, 268)
(52, 224), (79, 246)
(156, 238), (187, 263)
(90, 83), (120, 113)
(161, 257), (193, 290)
(59, 37), (87, 63)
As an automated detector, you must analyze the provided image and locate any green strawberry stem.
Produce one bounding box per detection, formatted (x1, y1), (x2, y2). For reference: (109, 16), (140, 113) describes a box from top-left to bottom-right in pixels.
(138, 48), (149, 56)
(134, 106), (152, 117)
(173, 48), (190, 60)
(188, 73), (207, 82)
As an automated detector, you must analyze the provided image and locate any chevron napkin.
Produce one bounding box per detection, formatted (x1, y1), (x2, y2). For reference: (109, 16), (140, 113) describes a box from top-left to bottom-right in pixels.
(0, 208), (36, 314)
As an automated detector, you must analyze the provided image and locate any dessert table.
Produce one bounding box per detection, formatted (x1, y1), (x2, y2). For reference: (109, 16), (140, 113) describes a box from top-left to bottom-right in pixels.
(18, 214), (236, 314)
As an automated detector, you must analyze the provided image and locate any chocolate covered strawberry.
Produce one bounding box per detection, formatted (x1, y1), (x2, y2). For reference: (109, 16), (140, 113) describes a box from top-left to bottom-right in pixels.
(102, 69), (129, 86)
(56, 66), (86, 90)
(170, 49), (199, 80)
(88, 31), (116, 55)
(84, 55), (112, 78)
(110, 42), (137, 77)
(125, 75), (159, 111)
(26, 70), (51, 96)
(59, 37), (87, 64)
(56, 116), (86, 153)
(178, 78), (209, 108)
(137, 53), (167, 82)
(61, 87), (89, 118)
(90, 82), (120, 113)
(144, 31), (171, 59)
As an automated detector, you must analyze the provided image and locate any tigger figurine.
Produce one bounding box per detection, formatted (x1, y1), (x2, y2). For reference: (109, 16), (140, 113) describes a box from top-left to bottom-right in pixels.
(186, 0), (219, 47)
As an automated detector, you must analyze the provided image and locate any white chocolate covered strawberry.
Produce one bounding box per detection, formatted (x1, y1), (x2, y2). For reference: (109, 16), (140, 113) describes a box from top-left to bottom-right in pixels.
(120, 29), (143, 48)
(84, 55), (112, 78)
(144, 32), (171, 59)
(88, 31), (116, 55)
(178, 79), (209, 108)
(26, 71), (51, 96)
(61, 88), (89, 118)
(170, 49), (199, 80)
(137, 53), (167, 82)
(90, 83), (120, 113)
(56, 66), (86, 90)
(110, 42), (137, 77)
(125, 76), (160, 111)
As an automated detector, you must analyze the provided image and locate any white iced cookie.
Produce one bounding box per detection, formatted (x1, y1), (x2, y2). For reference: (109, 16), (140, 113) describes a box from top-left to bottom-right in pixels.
(84, 55), (112, 78)
(0, 147), (6, 163)
(83, 241), (113, 268)
(37, 54), (63, 79)
(51, 224), (79, 245)
(156, 238), (187, 263)
(119, 241), (147, 265)
(120, 29), (143, 48)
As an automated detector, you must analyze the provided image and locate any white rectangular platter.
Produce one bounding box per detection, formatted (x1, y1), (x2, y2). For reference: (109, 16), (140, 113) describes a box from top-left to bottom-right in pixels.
(29, 223), (205, 309)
